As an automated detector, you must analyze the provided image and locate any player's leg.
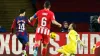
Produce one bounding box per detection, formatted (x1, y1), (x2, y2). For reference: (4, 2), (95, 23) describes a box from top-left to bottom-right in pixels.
(25, 42), (29, 51)
(22, 35), (29, 56)
(57, 45), (67, 54)
(22, 45), (27, 56)
(23, 35), (31, 56)
(33, 40), (40, 56)
(41, 43), (48, 56)
(17, 35), (27, 56)
(66, 53), (70, 56)
(33, 33), (42, 56)
(41, 35), (50, 56)
(58, 45), (72, 56)
(70, 53), (76, 56)
(57, 48), (64, 54)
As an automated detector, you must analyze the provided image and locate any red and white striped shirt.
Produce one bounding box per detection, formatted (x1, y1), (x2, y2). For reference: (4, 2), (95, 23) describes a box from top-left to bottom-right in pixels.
(36, 26), (50, 35)
(34, 9), (55, 35)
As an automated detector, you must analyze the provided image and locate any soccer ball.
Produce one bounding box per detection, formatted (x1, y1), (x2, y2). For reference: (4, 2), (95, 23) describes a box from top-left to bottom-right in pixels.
(50, 32), (56, 39)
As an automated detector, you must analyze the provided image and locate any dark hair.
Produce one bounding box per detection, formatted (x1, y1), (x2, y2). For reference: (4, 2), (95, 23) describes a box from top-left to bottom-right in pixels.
(44, 1), (51, 8)
(19, 9), (26, 14)
(71, 23), (76, 30)
(63, 21), (68, 24)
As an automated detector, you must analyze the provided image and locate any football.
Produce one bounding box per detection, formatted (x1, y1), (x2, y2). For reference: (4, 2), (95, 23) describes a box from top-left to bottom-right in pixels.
(50, 32), (56, 39)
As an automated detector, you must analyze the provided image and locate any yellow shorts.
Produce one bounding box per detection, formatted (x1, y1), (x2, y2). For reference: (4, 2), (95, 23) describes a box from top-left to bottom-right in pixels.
(61, 44), (76, 54)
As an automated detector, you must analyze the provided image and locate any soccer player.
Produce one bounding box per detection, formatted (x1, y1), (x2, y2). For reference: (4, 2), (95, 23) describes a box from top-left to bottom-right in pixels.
(57, 23), (86, 56)
(30, 1), (62, 56)
(11, 9), (33, 56)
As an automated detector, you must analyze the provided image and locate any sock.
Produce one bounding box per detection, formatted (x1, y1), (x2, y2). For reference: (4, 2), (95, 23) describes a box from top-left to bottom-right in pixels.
(22, 44), (25, 50)
(25, 45), (29, 51)
(35, 47), (38, 51)
(42, 48), (47, 56)
(34, 43), (39, 53)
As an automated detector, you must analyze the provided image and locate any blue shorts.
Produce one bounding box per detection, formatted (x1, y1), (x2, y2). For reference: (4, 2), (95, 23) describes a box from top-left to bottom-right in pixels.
(17, 34), (28, 45)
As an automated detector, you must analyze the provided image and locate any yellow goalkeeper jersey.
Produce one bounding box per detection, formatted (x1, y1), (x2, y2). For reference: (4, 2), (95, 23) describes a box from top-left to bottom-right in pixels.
(68, 29), (80, 44)
(62, 29), (80, 54)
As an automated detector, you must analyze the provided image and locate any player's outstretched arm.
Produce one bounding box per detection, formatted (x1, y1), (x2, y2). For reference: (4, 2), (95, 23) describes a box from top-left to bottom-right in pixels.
(52, 20), (62, 27)
(30, 13), (37, 21)
(11, 19), (16, 34)
(30, 16), (34, 21)
(29, 13), (37, 26)
(27, 19), (36, 27)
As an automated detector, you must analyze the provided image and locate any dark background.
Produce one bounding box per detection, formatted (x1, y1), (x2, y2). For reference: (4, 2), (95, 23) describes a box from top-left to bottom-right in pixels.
(0, 0), (100, 32)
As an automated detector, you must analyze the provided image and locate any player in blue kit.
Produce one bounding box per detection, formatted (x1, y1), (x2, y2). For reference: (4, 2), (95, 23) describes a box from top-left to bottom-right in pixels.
(11, 9), (34, 56)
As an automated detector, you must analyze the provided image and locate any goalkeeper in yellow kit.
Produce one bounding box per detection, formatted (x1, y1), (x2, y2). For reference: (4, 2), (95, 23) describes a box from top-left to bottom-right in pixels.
(57, 23), (86, 56)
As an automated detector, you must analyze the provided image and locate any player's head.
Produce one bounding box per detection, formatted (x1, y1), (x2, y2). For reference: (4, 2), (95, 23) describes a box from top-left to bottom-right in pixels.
(68, 23), (76, 30)
(44, 1), (51, 9)
(19, 9), (26, 16)
(63, 21), (68, 28)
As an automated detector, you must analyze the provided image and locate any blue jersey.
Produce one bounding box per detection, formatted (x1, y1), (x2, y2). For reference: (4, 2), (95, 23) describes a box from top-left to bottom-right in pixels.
(11, 16), (33, 36)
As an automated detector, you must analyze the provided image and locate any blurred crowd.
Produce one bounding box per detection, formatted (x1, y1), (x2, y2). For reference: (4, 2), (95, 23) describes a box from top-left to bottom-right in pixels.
(90, 15), (100, 32)
(0, 26), (6, 33)
(61, 21), (68, 32)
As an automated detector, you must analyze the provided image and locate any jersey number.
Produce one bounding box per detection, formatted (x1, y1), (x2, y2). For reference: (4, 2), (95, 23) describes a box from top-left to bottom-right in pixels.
(18, 23), (25, 31)
(41, 17), (47, 26)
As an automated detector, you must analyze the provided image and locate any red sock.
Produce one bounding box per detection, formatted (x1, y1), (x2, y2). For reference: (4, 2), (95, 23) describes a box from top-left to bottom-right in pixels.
(25, 45), (29, 51)
(42, 48), (47, 56)
(22, 44), (25, 50)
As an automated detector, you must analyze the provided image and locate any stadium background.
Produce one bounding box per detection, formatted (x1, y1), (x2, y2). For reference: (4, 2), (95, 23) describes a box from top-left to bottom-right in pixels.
(0, 0), (100, 56)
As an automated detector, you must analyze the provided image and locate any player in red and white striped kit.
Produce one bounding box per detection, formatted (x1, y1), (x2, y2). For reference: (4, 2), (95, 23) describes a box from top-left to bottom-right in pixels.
(30, 1), (62, 56)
